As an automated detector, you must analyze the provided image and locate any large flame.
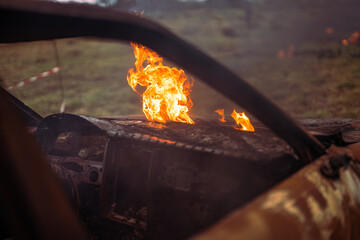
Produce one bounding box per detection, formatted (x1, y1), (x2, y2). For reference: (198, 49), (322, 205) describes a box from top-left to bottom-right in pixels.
(127, 43), (194, 124)
(127, 43), (255, 132)
(231, 109), (255, 132)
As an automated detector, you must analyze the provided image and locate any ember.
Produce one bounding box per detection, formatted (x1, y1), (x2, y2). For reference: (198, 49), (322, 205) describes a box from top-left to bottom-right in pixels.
(127, 43), (194, 124)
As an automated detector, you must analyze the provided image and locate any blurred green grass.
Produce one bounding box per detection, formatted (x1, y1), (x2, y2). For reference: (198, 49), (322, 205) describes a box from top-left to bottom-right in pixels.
(0, 6), (359, 120)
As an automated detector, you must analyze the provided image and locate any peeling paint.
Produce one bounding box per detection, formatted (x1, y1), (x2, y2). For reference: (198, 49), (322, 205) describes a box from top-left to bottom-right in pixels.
(193, 143), (360, 240)
(262, 191), (289, 209)
(262, 190), (305, 224)
(305, 170), (345, 228)
(340, 168), (360, 207)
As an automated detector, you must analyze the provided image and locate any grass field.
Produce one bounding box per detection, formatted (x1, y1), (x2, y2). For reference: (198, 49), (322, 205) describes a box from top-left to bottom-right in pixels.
(1, 5), (359, 120)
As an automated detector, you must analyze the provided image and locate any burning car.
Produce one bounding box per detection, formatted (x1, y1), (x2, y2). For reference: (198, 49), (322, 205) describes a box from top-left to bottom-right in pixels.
(1, 1), (360, 239)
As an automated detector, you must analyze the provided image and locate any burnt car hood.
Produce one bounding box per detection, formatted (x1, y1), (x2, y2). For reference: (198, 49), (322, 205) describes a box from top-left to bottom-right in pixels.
(36, 112), (360, 155)
(37, 112), (360, 239)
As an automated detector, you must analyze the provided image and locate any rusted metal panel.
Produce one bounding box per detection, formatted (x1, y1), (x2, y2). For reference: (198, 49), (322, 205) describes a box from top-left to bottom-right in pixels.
(192, 143), (360, 240)
(98, 131), (301, 239)
(33, 113), (301, 239)
(100, 138), (149, 229)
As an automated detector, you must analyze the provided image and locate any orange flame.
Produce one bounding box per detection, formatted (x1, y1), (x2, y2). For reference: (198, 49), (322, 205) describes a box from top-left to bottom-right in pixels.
(231, 109), (255, 132)
(342, 30), (360, 46)
(277, 45), (295, 59)
(214, 109), (226, 122)
(277, 50), (286, 59)
(325, 27), (334, 35)
(127, 43), (194, 124)
(287, 45), (295, 58)
(349, 31), (360, 44)
(133, 10), (144, 16)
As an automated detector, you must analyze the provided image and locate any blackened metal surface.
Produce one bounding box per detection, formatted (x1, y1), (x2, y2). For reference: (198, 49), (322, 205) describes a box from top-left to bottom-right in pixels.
(100, 136), (300, 240)
(40, 114), (298, 239)
(0, 0), (325, 164)
(91, 115), (303, 239)
(192, 143), (360, 240)
(38, 114), (360, 239)
(100, 139), (149, 229)
(146, 147), (298, 240)
(300, 118), (360, 147)
(39, 113), (297, 160)
(35, 114), (106, 153)
(111, 117), (297, 160)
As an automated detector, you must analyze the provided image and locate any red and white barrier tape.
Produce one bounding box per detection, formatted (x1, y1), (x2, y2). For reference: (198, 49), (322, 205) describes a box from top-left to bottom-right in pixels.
(6, 66), (60, 91)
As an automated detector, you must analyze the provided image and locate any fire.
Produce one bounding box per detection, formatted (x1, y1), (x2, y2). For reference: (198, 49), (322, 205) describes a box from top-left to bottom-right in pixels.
(287, 45), (295, 58)
(231, 109), (255, 132)
(133, 10), (144, 15)
(277, 45), (295, 59)
(214, 108), (255, 132)
(277, 50), (285, 59)
(127, 43), (194, 124)
(349, 31), (360, 44)
(325, 28), (334, 35)
(214, 109), (226, 122)
(127, 43), (255, 132)
(342, 30), (360, 46)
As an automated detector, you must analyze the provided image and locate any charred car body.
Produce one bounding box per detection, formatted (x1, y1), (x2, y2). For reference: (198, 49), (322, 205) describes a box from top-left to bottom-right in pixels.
(1, 1), (360, 240)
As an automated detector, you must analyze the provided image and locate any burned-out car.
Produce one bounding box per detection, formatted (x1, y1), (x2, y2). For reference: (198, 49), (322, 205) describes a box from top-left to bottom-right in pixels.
(1, 1), (360, 240)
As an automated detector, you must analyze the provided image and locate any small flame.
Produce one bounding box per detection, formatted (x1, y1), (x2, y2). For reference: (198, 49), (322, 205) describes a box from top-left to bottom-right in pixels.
(127, 43), (194, 124)
(277, 45), (295, 59)
(133, 10), (144, 15)
(342, 30), (360, 46)
(214, 109), (226, 122)
(325, 27), (334, 35)
(349, 31), (360, 44)
(231, 109), (255, 132)
(277, 50), (286, 59)
(287, 45), (295, 58)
